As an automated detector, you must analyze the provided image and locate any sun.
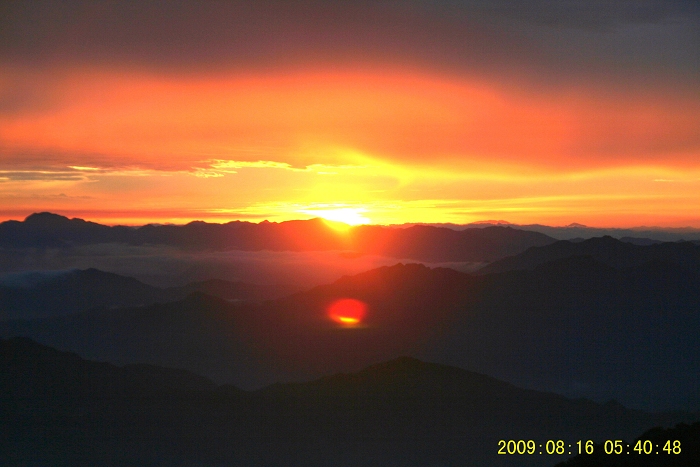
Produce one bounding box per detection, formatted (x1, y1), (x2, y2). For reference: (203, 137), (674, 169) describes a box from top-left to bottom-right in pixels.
(300, 207), (371, 227)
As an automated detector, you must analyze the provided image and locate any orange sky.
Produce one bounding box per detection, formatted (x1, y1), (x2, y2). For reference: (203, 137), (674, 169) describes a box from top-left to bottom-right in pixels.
(1, 2), (699, 227)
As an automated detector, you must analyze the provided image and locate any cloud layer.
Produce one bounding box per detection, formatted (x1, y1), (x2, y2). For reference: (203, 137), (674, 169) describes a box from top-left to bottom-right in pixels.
(1, 1), (699, 226)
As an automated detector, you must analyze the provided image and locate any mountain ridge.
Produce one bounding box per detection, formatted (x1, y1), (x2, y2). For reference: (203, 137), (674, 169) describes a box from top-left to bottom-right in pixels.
(0, 267), (296, 320)
(2, 337), (696, 467)
(0, 212), (556, 262)
(478, 235), (700, 274)
(3, 258), (700, 410)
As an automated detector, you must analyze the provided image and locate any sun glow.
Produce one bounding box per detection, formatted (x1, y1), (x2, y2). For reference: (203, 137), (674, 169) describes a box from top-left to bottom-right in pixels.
(300, 208), (371, 226)
(1, 66), (700, 228)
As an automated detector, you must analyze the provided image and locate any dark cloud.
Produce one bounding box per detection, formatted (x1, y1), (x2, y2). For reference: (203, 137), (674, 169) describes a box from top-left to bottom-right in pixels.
(1, 1), (697, 85)
(460, 0), (700, 29)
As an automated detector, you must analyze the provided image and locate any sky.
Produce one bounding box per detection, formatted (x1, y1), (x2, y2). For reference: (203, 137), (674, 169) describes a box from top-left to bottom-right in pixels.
(1, 0), (699, 227)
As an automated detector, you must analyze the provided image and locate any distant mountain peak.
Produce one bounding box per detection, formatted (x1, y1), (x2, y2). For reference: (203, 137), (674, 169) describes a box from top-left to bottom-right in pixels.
(578, 235), (630, 248)
(178, 290), (232, 308)
(24, 212), (73, 224)
(470, 219), (513, 225)
(365, 355), (425, 371)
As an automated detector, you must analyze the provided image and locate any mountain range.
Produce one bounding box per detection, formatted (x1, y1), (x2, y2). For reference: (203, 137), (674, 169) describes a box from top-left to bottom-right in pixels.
(0, 212), (555, 262)
(3, 237), (700, 411)
(411, 221), (700, 242)
(0, 267), (297, 320)
(477, 235), (700, 274)
(4, 222), (700, 465)
(2, 337), (695, 467)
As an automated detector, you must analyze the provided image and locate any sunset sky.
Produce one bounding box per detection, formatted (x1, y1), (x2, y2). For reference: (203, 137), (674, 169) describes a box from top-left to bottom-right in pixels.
(1, 1), (699, 227)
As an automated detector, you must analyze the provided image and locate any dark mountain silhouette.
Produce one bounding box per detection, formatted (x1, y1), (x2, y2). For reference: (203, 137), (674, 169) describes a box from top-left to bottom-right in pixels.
(477, 236), (700, 274)
(0, 265), (471, 387)
(554, 421), (700, 466)
(459, 221), (700, 242)
(166, 277), (297, 301)
(2, 261), (700, 411)
(0, 212), (556, 262)
(1, 338), (695, 467)
(0, 292), (275, 387)
(619, 237), (663, 246)
(0, 268), (296, 320)
(428, 256), (700, 411)
(0, 212), (134, 247)
(351, 223), (555, 261)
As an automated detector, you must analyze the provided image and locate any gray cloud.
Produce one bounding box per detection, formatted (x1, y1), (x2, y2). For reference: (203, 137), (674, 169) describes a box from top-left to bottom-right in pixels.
(459, 0), (699, 29)
(0, 1), (697, 86)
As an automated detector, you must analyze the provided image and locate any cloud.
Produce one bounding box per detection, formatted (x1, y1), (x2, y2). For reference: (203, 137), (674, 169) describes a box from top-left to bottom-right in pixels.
(1, 2), (698, 175)
(191, 159), (369, 178)
(2, 69), (697, 176)
(0, 170), (86, 182)
(467, 0), (699, 29)
(1, 1), (699, 227)
(1, 1), (697, 84)
(0, 164), (170, 182)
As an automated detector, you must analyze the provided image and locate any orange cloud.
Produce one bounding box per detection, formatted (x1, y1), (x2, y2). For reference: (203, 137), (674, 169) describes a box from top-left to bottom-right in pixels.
(1, 66), (699, 227)
(2, 67), (698, 172)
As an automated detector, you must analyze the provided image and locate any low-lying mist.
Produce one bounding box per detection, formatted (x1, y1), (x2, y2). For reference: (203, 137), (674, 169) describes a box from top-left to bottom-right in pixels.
(0, 243), (486, 288)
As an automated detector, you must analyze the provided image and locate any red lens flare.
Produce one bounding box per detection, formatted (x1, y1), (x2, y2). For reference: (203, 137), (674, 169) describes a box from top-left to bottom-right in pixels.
(328, 298), (368, 326)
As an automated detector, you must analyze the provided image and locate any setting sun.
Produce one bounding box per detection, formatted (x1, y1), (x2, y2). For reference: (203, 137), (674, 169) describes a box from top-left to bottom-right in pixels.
(301, 208), (371, 226)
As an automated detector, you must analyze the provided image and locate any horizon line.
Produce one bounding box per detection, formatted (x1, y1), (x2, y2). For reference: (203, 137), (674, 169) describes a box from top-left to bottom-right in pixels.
(4, 211), (700, 232)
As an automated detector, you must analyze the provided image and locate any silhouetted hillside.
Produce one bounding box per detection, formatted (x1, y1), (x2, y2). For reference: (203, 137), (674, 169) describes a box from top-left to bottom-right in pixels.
(428, 256), (700, 410)
(457, 221), (700, 242)
(0, 212), (555, 262)
(0, 265), (472, 387)
(0, 212), (129, 247)
(477, 236), (700, 274)
(352, 224), (555, 261)
(619, 237), (663, 246)
(0, 292), (275, 387)
(165, 277), (297, 302)
(3, 261), (700, 410)
(0, 268), (295, 320)
(1, 338), (694, 467)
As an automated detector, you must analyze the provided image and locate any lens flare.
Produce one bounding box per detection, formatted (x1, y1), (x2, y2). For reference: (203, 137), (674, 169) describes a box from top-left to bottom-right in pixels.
(328, 298), (367, 326)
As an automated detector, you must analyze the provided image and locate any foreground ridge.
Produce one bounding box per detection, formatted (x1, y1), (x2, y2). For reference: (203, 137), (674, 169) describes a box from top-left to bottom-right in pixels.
(2, 338), (695, 467)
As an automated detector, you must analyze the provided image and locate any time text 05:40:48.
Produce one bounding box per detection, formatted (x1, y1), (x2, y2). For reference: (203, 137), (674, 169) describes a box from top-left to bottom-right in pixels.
(497, 439), (681, 455)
